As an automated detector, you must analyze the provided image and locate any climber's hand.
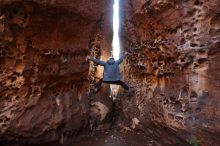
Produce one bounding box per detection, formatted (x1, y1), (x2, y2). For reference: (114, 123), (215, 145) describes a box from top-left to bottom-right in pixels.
(122, 51), (129, 56)
(121, 51), (126, 55)
(86, 56), (91, 61)
(0, 14), (5, 20)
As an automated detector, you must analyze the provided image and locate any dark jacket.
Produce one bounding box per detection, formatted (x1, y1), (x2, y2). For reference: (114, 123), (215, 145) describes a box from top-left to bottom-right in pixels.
(90, 54), (125, 81)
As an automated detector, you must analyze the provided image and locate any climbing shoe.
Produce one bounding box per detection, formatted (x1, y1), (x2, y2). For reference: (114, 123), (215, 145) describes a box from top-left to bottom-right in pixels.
(128, 87), (135, 95)
(91, 86), (99, 94)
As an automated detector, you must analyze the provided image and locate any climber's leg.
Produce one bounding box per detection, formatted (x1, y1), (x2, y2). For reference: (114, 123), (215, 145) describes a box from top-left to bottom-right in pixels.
(114, 80), (135, 95)
(93, 78), (103, 93)
(114, 80), (129, 90)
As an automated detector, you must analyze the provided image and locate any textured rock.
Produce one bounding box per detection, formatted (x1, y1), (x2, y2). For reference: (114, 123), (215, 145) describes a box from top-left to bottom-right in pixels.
(0, 0), (112, 143)
(121, 0), (220, 145)
(1, 0), (220, 145)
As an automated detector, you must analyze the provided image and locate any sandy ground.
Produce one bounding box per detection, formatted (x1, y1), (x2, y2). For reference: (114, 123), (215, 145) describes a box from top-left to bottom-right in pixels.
(63, 130), (157, 146)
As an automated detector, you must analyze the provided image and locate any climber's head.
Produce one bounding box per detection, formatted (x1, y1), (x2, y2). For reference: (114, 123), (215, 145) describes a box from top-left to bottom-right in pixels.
(107, 57), (115, 65)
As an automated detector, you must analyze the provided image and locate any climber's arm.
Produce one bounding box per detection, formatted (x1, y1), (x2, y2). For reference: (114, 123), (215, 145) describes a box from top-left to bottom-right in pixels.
(116, 52), (128, 64)
(87, 56), (106, 66)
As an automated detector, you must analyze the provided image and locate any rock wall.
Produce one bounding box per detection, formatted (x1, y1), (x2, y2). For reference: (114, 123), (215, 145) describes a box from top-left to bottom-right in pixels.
(0, 0), (113, 143)
(1, 0), (220, 145)
(121, 0), (220, 145)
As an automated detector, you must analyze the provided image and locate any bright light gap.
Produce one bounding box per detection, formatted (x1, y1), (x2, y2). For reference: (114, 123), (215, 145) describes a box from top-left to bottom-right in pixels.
(111, 0), (120, 96)
(112, 0), (120, 60)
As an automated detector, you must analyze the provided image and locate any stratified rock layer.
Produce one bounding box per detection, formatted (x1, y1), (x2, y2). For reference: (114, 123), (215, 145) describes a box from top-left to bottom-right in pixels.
(0, 0), (113, 143)
(121, 0), (220, 145)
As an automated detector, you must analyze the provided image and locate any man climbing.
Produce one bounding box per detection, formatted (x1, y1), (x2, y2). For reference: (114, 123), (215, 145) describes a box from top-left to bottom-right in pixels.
(87, 52), (132, 93)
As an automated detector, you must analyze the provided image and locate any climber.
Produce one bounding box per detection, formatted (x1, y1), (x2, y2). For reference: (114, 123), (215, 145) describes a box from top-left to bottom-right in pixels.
(86, 52), (132, 93)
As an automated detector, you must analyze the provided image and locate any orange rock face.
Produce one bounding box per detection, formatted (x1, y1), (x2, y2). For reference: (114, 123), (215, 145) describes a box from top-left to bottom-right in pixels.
(0, 0), (113, 143)
(1, 0), (220, 145)
(121, 0), (220, 145)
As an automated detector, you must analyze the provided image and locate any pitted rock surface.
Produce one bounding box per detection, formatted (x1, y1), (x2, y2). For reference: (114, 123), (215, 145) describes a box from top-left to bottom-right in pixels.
(0, 0), (220, 145)
(120, 0), (220, 145)
(0, 0), (112, 143)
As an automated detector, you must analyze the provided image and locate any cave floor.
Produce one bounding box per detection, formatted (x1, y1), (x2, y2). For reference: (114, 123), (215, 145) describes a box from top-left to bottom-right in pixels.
(62, 129), (157, 146)
(2, 128), (190, 146)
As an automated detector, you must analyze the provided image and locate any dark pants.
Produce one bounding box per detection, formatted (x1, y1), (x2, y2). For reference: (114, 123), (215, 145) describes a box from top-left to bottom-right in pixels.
(94, 79), (129, 90)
